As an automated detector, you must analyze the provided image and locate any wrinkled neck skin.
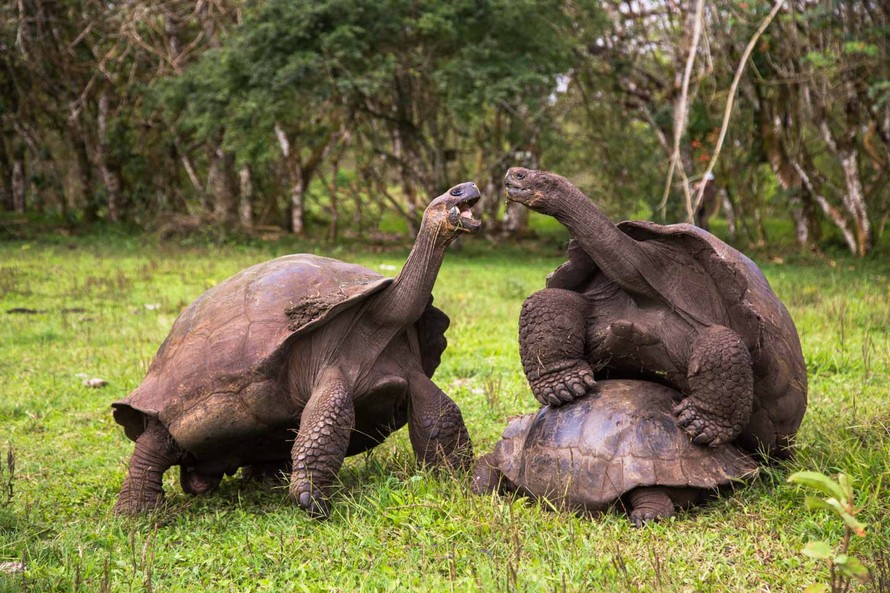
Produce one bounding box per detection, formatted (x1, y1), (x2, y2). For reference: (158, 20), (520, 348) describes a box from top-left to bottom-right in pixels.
(328, 218), (452, 387)
(373, 218), (451, 326)
(541, 182), (658, 301)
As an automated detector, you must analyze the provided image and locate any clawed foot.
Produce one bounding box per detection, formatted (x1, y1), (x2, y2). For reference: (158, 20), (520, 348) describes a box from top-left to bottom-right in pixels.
(180, 467), (223, 495)
(629, 506), (675, 528)
(674, 397), (738, 447)
(113, 487), (164, 516)
(529, 360), (596, 407)
(290, 484), (332, 519)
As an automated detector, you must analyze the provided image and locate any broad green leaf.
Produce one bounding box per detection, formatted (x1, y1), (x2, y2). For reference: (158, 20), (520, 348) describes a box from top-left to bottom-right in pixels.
(788, 471), (845, 500)
(836, 555), (869, 579)
(801, 496), (867, 536)
(804, 584), (829, 593)
(803, 496), (835, 512)
(837, 473), (854, 501)
(802, 541), (833, 560)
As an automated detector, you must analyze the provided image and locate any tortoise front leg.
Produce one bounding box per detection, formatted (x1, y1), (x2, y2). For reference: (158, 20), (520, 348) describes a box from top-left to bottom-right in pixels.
(627, 487), (676, 527)
(289, 367), (354, 519)
(675, 325), (754, 447)
(519, 288), (596, 406)
(114, 419), (183, 515)
(407, 372), (472, 469)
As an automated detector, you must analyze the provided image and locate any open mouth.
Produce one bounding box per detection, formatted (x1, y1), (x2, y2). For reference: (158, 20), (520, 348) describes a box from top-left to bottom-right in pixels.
(449, 193), (482, 232)
(504, 182), (523, 201)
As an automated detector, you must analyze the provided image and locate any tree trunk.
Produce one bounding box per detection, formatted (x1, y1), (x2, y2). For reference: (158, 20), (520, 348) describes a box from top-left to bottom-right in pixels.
(0, 143), (12, 211)
(818, 120), (872, 256)
(274, 123), (305, 235)
(326, 164), (340, 242)
(210, 144), (238, 224)
(238, 164), (253, 228)
(12, 154), (26, 214)
(502, 202), (529, 235)
(67, 114), (95, 222)
(97, 92), (123, 222)
(720, 189), (736, 241)
(790, 159), (858, 255)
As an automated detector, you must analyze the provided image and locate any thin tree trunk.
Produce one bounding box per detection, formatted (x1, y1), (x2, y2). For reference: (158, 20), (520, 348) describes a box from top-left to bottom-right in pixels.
(818, 120), (872, 256)
(210, 143), (238, 224)
(274, 123), (305, 235)
(97, 92), (122, 222)
(790, 160), (858, 255)
(12, 156), (26, 214)
(238, 164), (253, 228)
(67, 114), (95, 222)
(0, 143), (12, 211)
(325, 164), (340, 242)
(720, 189), (736, 241)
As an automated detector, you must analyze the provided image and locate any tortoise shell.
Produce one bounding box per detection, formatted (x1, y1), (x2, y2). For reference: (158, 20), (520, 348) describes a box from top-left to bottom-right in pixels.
(112, 254), (448, 456)
(490, 379), (758, 511)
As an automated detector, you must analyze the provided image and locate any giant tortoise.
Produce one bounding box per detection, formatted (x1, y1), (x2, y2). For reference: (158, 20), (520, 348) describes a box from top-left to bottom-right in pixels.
(113, 182), (481, 518)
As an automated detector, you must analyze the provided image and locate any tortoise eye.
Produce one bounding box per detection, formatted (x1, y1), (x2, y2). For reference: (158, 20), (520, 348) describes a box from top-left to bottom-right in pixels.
(450, 187), (463, 196)
(515, 172), (526, 180)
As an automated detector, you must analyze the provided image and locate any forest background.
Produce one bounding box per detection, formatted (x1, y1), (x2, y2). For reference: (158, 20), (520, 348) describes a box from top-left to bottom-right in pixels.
(2, 0), (888, 255)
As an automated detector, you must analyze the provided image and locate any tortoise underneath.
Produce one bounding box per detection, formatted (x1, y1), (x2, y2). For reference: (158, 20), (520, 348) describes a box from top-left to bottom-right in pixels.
(472, 379), (758, 525)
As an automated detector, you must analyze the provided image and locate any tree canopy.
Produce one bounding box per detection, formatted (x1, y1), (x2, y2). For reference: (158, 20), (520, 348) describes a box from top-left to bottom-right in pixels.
(2, 0), (888, 255)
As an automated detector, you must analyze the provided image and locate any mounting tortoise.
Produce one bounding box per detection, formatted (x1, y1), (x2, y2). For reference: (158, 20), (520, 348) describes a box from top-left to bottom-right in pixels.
(113, 182), (482, 518)
(472, 379), (758, 525)
(504, 168), (807, 458)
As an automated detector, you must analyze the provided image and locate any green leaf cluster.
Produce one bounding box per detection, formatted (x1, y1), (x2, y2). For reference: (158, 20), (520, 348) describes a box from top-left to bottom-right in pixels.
(788, 471), (870, 590)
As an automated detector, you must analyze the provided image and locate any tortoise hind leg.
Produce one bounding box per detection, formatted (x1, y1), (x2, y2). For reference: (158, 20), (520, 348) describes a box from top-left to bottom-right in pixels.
(289, 367), (354, 519)
(627, 487), (676, 527)
(519, 288), (596, 407)
(471, 453), (506, 495)
(674, 325), (754, 447)
(114, 419), (182, 515)
(180, 467), (223, 495)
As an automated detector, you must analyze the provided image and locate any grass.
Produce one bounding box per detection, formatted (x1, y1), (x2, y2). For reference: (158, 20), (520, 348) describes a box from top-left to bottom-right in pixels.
(1, 228), (888, 592)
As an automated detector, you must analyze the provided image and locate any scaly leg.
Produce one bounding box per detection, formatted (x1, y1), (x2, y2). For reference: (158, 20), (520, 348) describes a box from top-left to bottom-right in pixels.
(519, 288), (596, 406)
(407, 372), (472, 469)
(674, 325), (754, 447)
(114, 419), (182, 515)
(289, 367), (354, 519)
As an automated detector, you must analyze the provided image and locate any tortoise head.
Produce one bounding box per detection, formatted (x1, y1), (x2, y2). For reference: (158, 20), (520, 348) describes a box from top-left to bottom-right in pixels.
(504, 167), (567, 213)
(421, 181), (482, 240)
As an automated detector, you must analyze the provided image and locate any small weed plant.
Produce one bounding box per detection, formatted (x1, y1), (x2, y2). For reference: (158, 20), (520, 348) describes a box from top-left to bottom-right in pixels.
(788, 471), (869, 592)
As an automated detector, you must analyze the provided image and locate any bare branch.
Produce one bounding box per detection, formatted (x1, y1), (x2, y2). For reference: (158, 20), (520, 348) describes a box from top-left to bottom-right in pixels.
(690, 0), (786, 221)
(658, 0), (704, 218)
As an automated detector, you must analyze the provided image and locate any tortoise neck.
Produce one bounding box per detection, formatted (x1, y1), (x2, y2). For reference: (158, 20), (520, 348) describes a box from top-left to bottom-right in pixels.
(545, 182), (658, 299)
(371, 218), (451, 329)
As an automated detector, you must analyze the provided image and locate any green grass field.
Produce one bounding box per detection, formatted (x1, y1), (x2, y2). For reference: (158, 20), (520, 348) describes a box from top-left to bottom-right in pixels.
(1, 231), (888, 592)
